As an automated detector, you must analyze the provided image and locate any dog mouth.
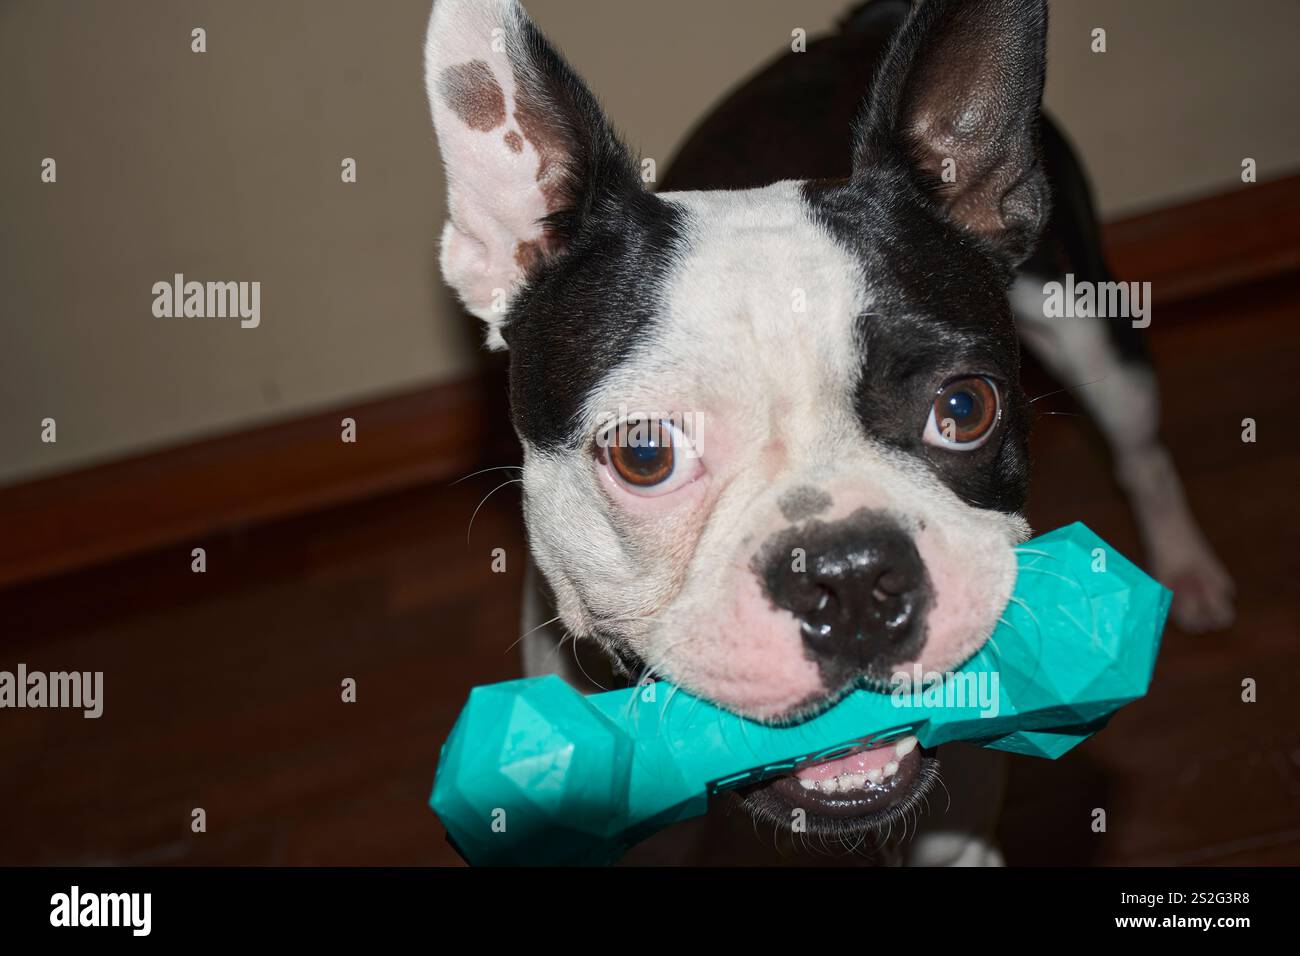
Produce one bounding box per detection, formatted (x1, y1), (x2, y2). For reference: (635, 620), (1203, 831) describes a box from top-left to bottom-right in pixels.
(738, 735), (938, 843)
(589, 638), (940, 846)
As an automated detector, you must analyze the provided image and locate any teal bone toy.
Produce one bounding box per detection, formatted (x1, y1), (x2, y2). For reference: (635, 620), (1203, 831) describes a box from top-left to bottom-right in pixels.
(431, 523), (1170, 866)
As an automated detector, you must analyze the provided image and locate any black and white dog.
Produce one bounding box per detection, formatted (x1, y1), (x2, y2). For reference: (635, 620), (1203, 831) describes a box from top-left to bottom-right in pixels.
(424, 0), (1233, 863)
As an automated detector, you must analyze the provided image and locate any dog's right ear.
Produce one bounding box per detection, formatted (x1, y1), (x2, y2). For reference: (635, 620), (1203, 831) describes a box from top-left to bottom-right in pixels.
(854, 0), (1050, 267)
(426, 0), (639, 349)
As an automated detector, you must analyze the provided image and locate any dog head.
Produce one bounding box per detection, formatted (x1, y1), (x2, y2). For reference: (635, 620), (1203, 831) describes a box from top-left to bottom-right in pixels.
(426, 0), (1049, 836)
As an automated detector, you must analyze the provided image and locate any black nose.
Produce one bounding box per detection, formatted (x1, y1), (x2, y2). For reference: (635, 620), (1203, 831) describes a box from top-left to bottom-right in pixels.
(760, 512), (931, 679)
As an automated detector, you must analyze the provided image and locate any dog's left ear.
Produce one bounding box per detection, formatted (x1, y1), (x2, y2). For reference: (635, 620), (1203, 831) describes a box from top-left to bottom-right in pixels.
(856, 0), (1050, 267)
(425, 0), (641, 348)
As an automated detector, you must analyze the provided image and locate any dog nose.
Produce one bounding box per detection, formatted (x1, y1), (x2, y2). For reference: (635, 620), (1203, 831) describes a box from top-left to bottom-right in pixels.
(762, 517), (930, 677)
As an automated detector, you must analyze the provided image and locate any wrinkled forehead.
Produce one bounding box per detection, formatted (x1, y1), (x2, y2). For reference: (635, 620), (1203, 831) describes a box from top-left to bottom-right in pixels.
(578, 182), (869, 435)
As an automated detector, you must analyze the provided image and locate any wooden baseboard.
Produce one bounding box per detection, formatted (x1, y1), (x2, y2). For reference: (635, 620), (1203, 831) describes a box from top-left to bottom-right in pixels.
(2, 175), (1296, 592)
(1103, 172), (1300, 303)
(0, 375), (504, 591)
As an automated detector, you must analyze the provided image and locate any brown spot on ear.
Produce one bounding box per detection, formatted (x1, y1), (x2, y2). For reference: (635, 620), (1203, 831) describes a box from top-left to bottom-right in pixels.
(439, 60), (505, 132)
(513, 104), (570, 213)
(514, 239), (544, 275)
(503, 130), (523, 153)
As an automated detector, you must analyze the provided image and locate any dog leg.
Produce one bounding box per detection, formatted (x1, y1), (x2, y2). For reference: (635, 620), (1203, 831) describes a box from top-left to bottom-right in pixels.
(1009, 277), (1235, 632)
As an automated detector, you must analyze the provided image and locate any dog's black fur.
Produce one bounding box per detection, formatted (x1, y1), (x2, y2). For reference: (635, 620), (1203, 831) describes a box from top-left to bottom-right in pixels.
(500, 13), (688, 453)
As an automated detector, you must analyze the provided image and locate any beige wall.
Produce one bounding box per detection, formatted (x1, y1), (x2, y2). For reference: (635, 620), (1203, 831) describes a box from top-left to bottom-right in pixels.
(0, 0), (472, 486)
(3, 0), (1297, 486)
(1044, 0), (1300, 214)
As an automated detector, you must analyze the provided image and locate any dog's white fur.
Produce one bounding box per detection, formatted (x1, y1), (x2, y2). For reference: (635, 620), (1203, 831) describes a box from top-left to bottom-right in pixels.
(523, 184), (1026, 718)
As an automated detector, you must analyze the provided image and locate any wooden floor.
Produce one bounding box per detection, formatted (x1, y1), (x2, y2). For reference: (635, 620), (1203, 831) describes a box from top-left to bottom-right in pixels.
(1, 274), (1297, 866)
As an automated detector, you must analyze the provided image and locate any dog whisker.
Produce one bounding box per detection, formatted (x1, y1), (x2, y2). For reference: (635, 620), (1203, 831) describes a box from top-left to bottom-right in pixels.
(544, 629), (610, 692)
(465, 478), (522, 545)
(549, 628), (609, 692)
(1027, 375), (1111, 404)
(1014, 564), (1088, 592)
(1006, 595), (1043, 635)
(504, 614), (562, 655)
(1015, 566), (1101, 646)
(663, 683), (683, 718)
(449, 464), (523, 486)
(1013, 547), (1056, 559)
(1004, 596), (1051, 687)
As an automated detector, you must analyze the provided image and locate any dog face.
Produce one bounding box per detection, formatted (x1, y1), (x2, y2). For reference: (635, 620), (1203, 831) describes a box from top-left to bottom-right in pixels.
(426, 0), (1048, 837)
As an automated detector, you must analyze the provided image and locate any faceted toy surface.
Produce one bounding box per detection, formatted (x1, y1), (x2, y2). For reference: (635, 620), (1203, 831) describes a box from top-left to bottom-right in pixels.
(431, 523), (1170, 866)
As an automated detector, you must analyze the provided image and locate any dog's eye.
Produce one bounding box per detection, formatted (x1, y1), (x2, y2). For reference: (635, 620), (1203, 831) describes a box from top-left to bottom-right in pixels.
(612, 424), (674, 486)
(922, 377), (1000, 451)
(596, 418), (700, 496)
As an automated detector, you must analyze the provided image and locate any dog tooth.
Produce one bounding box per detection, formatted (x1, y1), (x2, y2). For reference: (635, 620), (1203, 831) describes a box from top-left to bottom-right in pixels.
(800, 778), (816, 790)
(844, 773), (867, 790)
(866, 768), (882, 784)
(822, 777), (840, 793)
(884, 760), (899, 777)
(894, 736), (918, 758)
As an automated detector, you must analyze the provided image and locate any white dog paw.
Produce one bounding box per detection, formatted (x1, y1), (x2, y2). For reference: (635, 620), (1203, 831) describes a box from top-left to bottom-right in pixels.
(1160, 551), (1236, 634)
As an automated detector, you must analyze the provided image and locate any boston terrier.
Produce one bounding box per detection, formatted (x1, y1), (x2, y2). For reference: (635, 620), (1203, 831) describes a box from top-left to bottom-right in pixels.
(423, 0), (1234, 864)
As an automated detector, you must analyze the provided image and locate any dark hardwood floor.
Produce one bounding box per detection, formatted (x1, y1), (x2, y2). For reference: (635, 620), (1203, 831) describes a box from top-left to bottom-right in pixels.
(1, 274), (1297, 866)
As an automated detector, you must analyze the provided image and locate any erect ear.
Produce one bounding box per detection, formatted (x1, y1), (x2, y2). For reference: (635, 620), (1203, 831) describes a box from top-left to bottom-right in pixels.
(855, 0), (1050, 266)
(425, 0), (639, 349)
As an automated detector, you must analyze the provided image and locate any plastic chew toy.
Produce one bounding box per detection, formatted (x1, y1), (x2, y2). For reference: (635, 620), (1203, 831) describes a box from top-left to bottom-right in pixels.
(431, 523), (1170, 866)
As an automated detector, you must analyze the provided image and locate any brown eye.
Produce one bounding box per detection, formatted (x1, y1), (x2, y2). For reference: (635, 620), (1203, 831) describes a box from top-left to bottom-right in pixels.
(925, 377), (1000, 450)
(607, 418), (675, 487)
